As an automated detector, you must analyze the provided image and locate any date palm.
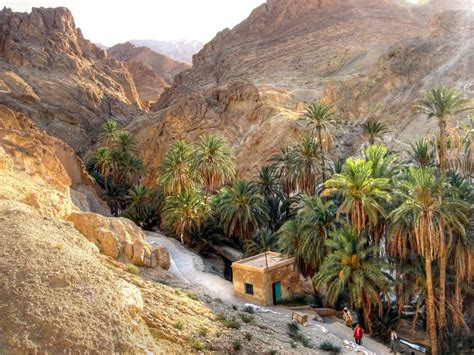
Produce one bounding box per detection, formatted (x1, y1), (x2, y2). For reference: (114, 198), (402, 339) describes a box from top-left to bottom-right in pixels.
(323, 158), (391, 235)
(191, 134), (235, 196)
(161, 188), (210, 244)
(214, 180), (268, 240)
(119, 154), (143, 187)
(389, 167), (469, 354)
(408, 138), (435, 168)
(302, 100), (338, 181)
(415, 86), (472, 328)
(245, 228), (279, 257)
(99, 120), (119, 148)
(253, 165), (280, 198)
(415, 86), (472, 173)
(361, 119), (389, 145)
(157, 140), (195, 195)
(124, 185), (151, 223)
(271, 146), (297, 196)
(93, 147), (112, 191)
(314, 225), (388, 334)
(115, 130), (137, 154)
(292, 134), (322, 194)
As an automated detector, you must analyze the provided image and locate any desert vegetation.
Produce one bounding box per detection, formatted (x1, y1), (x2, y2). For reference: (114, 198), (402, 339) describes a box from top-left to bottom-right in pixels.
(88, 89), (473, 354)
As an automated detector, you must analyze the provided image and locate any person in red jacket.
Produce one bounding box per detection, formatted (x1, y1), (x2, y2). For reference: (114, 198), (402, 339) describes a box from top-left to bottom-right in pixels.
(353, 323), (363, 345)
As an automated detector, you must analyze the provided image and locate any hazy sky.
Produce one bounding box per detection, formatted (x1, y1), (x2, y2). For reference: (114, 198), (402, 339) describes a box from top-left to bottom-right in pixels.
(3, 0), (265, 45)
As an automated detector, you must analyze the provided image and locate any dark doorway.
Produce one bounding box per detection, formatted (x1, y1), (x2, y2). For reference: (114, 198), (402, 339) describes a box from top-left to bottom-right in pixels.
(272, 281), (282, 305)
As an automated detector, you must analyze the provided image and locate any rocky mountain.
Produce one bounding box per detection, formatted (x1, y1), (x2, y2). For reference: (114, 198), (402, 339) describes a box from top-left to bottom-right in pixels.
(130, 39), (204, 64)
(132, 0), (473, 181)
(0, 6), (145, 153)
(108, 42), (190, 102)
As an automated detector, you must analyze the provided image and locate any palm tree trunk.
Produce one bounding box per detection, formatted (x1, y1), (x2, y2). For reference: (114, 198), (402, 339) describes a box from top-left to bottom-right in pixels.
(424, 223), (438, 355)
(318, 129), (327, 182)
(438, 116), (447, 330)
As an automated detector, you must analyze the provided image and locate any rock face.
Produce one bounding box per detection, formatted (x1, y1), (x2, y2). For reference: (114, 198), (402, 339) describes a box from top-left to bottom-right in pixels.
(108, 42), (190, 102)
(67, 212), (170, 269)
(0, 7), (144, 152)
(132, 1), (473, 180)
(0, 105), (167, 268)
(0, 200), (159, 353)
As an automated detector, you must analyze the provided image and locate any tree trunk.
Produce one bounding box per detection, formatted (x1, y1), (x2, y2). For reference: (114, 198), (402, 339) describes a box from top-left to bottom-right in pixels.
(438, 116), (447, 330)
(318, 129), (327, 182)
(424, 224), (438, 355)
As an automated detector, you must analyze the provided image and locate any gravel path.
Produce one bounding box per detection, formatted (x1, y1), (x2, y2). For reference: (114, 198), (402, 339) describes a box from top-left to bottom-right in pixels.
(147, 232), (390, 354)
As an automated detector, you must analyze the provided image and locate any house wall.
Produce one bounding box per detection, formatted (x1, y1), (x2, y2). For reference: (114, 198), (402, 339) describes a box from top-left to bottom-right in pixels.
(232, 266), (265, 304)
(263, 263), (300, 305)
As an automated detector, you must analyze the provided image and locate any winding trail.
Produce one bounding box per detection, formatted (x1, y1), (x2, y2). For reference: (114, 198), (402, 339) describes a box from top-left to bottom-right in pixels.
(147, 232), (390, 354)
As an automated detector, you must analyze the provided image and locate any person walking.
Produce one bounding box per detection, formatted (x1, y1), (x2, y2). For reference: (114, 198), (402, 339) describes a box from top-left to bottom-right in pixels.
(353, 323), (363, 345)
(390, 328), (399, 353)
(342, 307), (353, 328)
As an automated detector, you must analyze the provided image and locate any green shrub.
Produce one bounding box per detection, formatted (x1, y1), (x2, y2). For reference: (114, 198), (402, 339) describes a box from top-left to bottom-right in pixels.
(198, 326), (208, 337)
(174, 289), (181, 295)
(239, 313), (254, 324)
(175, 319), (185, 330)
(215, 330), (221, 338)
(279, 293), (311, 307)
(287, 322), (311, 348)
(244, 332), (252, 341)
(318, 341), (341, 353)
(243, 305), (254, 314)
(187, 292), (198, 300)
(223, 318), (241, 329)
(233, 339), (242, 351)
(269, 350), (277, 355)
(125, 263), (140, 275)
(216, 312), (226, 321)
(189, 338), (204, 351)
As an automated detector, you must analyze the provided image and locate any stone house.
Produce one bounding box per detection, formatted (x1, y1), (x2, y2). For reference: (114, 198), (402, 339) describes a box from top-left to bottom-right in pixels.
(231, 252), (299, 306)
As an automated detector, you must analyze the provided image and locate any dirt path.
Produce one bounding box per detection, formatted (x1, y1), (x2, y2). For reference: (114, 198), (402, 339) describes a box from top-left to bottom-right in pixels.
(146, 232), (390, 354)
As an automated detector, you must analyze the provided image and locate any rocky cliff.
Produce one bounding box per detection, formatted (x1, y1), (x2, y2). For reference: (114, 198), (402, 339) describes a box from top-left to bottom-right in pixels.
(108, 42), (190, 102)
(133, 0), (473, 180)
(0, 7), (144, 152)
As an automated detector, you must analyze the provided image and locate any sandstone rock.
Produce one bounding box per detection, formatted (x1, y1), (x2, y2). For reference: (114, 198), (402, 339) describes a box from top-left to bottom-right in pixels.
(0, 7), (144, 151)
(153, 245), (171, 270)
(67, 211), (158, 267)
(108, 42), (189, 102)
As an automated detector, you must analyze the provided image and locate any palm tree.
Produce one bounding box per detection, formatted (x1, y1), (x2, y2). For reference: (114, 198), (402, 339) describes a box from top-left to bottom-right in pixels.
(292, 134), (322, 194)
(118, 154), (143, 187)
(415, 86), (472, 173)
(123, 185), (151, 224)
(415, 87), (472, 329)
(314, 225), (388, 334)
(245, 228), (279, 257)
(93, 147), (112, 191)
(161, 188), (210, 244)
(323, 158), (391, 235)
(271, 146), (297, 196)
(362, 144), (398, 180)
(389, 167), (469, 354)
(157, 140), (195, 195)
(191, 134), (236, 196)
(214, 180), (268, 241)
(115, 130), (137, 154)
(408, 138), (435, 168)
(361, 119), (389, 145)
(99, 120), (119, 148)
(253, 165), (280, 198)
(301, 100), (338, 181)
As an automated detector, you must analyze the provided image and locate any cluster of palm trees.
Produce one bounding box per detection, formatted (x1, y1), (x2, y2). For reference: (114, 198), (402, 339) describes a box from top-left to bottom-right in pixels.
(89, 87), (472, 354)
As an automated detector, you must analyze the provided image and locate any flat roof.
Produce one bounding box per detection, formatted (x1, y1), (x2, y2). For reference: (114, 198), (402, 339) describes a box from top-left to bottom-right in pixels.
(232, 251), (294, 270)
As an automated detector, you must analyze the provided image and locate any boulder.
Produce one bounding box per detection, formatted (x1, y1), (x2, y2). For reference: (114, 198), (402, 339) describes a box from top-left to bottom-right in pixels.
(213, 245), (243, 262)
(67, 211), (167, 268)
(153, 245), (170, 270)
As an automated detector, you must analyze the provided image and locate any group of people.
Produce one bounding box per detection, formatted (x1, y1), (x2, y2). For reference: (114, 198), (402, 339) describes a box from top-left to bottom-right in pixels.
(342, 307), (400, 353)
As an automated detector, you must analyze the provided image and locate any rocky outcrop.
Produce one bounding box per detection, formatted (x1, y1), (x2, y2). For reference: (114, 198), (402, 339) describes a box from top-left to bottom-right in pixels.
(133, 1), (473, 179)
(67, 212), (170, 269)
(108, 42), (190, 102)
(0, 105), (167, 268)
(0, 7), (144, 152)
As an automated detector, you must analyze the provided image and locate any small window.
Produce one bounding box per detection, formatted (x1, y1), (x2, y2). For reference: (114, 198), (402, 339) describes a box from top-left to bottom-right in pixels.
(244, 283), (254, 295)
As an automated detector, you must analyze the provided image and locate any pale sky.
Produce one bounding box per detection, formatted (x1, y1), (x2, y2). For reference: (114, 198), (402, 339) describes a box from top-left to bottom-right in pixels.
(3, 0), (266, 46)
